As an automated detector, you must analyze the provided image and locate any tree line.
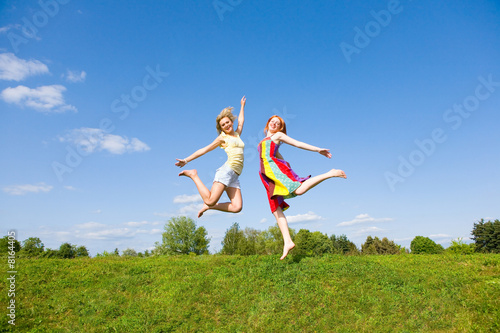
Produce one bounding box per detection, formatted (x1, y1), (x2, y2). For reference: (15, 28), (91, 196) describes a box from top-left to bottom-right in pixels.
(150, 216), (500, 257)
(2, 218), (498, 258)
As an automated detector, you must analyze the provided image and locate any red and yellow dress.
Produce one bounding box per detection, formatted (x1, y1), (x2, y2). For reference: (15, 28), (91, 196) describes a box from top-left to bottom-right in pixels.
(258, 137), (310, 212)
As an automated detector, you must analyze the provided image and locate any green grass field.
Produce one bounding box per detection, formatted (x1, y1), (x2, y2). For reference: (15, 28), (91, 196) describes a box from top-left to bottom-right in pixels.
(1, 254), (499, 332)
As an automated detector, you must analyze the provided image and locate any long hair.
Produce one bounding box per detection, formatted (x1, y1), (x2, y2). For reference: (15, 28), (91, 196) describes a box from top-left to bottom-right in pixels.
(215, 107), (236, 134)
(264, 115), (287, 135)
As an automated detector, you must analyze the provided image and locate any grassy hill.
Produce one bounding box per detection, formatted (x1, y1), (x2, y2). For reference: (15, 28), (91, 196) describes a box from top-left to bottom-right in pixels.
(1, 254), (499, 332)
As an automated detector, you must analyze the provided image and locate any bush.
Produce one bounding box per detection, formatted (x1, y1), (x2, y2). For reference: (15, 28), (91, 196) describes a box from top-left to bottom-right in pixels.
(294, 230), (332, 256)
(122, 248), (138, 257)
(446, 238), (475, 255)
(410, 236), (444, 254)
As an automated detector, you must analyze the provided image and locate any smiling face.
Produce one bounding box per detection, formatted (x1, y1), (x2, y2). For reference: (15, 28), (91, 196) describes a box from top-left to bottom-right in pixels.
(268, 117), (281, 133)
(219, 116), (234, 134)
(264, 115), (287, 135)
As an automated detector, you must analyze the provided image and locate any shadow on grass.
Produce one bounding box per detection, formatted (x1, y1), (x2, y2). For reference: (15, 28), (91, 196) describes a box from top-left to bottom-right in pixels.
(288, 254), (308, 264)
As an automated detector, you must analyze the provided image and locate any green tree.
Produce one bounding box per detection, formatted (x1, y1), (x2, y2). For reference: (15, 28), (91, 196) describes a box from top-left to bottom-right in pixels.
(158, 216), (210, 255)
(95, 250), (119, 257)
(330, 234), (359, 255)
(221, 222), (244, 255)
(410, 236), (444, 254)
(362, 236), (401, 255)
(294, 229), (332, 256)
(257, 225), (296, 255)
(21, 237), (45, 257)
(446, 238), (475, 255)
(471, 219), (500, 253)
(76, 246), (90, 257)
(0, 235), (21, 254)
(122, 248), (138, 257)
(59, 243), (76, 258)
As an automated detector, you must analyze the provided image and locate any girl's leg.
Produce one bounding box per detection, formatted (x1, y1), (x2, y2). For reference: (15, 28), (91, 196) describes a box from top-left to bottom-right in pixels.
(179, 169), (226, 206)
(198, 187), (242, 217)
(294, 169), (346, 196)
(273, 207), (295, 260)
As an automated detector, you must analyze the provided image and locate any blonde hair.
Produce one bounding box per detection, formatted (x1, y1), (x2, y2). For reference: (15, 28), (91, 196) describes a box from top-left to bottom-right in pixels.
(216, 107), (236, 134)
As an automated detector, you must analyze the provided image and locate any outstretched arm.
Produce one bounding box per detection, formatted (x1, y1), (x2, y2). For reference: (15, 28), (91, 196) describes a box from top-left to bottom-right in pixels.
(175, 136), (224, 167)
(271, 132), (332, 159)
(235, 96), (246, 135)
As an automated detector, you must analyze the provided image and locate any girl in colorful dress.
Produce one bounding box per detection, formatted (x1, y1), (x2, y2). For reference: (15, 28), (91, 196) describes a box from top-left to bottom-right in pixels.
(258, 115), (346, 259)
(176, 96), (246, 218)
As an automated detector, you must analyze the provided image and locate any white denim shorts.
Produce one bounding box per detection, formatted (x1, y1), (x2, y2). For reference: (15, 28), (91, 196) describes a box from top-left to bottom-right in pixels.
(213, 163), (241, 189)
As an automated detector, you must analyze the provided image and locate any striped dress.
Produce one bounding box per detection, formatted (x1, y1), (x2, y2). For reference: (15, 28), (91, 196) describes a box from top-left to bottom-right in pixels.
(258, 137), (310, 212)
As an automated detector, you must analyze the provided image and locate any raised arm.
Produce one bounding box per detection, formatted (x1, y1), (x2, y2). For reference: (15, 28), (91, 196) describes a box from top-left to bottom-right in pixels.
(271, 132), (332, 159)
(235, 95), (246, 135)
(175, 136), (224, 167)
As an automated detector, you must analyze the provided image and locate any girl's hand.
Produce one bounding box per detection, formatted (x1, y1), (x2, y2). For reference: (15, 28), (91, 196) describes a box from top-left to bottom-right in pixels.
(175, 158), (187, 167)
(318, 149), (332, 159)
(241, 95), (246, 107)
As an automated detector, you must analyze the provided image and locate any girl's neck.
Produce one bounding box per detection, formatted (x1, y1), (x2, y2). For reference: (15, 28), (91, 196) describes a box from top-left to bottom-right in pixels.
(266, 131), (277, 138)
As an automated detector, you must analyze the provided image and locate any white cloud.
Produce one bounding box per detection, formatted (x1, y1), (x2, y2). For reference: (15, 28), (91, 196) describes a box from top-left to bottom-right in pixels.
(124, 221), (149, 227)
(1, 85), (77, 113)
(353, 226), (384, 236)
(84, 228), (135, 240)
(429, 234), (451, 239)
(80, 226), (163, 240)
(173, 194), (202, 204)
(3, 183), (53, 195)
(287, 211), (324, 224)
(75, 222), (106, 229)
(260, 218), (267, 223)
(175, 202), (220, 217)
(64, 185), (77, 191)
(337, 213), (393, 227)
(60, 128), (150, 155)
(178, 203), (204, 215)
(0, 53), (49, 81)
(64, 69), (86, 83)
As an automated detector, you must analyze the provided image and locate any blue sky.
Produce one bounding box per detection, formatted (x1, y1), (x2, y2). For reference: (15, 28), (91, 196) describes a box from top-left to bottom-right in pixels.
(1, 0), (499, 255)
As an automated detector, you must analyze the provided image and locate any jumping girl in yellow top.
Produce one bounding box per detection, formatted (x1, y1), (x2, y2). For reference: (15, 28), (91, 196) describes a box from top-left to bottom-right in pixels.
(175, 96), (246, 218)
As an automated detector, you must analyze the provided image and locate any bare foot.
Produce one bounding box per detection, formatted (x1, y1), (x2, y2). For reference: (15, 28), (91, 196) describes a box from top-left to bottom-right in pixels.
(328, 169), (346, 179)
(280, 242), (295, 260)
(179, 169), (198, 178)
(198, 204), (209, 218)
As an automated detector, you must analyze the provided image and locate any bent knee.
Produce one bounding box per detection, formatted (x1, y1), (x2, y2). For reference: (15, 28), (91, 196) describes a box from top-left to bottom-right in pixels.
(233, 204), (242, 213)
(204, 199), (218, 206)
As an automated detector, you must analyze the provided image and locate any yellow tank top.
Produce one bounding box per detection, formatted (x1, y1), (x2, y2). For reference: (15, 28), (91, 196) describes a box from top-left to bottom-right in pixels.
(220, 132), (244, 175)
